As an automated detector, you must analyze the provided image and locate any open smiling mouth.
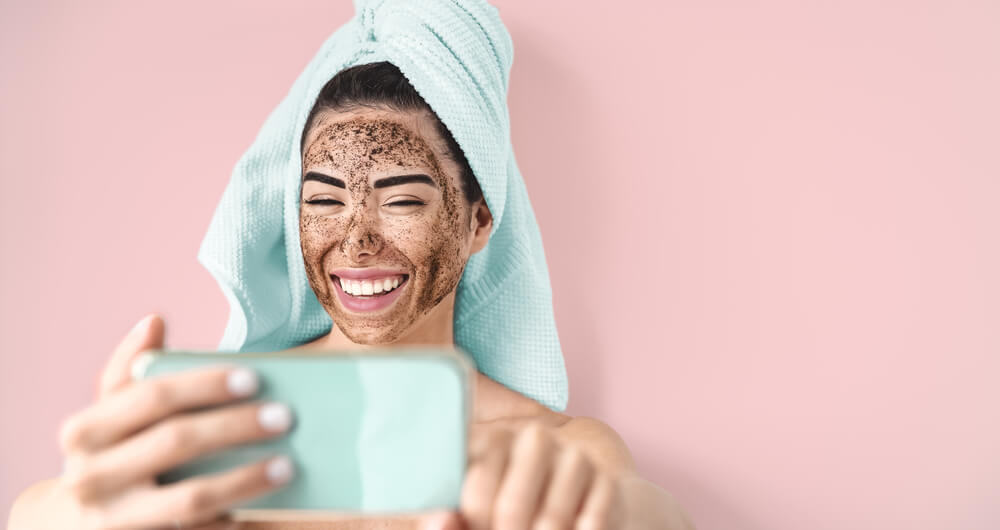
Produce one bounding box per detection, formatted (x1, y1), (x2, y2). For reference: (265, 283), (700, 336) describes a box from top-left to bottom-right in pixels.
(330, 273), (410, 313)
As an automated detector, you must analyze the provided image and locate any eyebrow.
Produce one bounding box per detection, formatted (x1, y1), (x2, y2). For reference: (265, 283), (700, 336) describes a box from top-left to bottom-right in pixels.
(373, 174), (437, 189)
(302, 171), (345, 188)
(301, 172), (438, 190)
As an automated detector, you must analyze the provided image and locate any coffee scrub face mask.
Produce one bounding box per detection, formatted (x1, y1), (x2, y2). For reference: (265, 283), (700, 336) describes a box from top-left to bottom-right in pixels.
(299, 107), (476, 344)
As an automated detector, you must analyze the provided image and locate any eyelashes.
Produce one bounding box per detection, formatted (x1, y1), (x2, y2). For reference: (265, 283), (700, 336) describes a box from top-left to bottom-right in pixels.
(303, 199), (427, 207)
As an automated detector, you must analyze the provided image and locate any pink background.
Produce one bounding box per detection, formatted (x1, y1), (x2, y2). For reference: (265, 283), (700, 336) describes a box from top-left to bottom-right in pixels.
(2, 1), (998, 528)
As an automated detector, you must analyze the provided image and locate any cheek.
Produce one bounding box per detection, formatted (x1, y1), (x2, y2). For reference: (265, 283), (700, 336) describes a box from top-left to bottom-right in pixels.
(382, 206), (463, 258)
(299, 214), (345, 259)
(423, 206), (468, 277)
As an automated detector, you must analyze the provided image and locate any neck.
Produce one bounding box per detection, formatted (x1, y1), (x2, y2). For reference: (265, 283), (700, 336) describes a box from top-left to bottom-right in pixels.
(315, 290), (457, 350)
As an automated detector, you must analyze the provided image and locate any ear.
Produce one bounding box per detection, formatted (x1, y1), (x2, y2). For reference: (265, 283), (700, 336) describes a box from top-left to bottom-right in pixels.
(468, 199), (493, 255)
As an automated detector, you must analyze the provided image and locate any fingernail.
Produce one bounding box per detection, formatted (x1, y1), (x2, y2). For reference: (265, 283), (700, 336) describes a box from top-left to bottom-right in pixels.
(422, 512), (459, 530)
(258, 402), (293, 432)
(130, 314), (153, 336)
(267, 455), (294, 485)
(226, 367), (259, 397)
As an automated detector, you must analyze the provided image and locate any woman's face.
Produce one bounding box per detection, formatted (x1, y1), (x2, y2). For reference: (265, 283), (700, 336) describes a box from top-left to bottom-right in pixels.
(299, 106), (482, 344)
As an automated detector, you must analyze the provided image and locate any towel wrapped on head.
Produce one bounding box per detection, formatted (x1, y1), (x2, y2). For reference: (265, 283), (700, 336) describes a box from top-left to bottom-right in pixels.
(197, 0), (568, 412)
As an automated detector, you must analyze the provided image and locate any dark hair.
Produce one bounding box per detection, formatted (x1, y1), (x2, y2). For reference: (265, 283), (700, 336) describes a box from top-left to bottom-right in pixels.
(300, 61), (483, 205)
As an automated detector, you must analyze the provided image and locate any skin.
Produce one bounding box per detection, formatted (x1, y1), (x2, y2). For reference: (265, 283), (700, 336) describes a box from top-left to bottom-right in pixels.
(7, 107), (697, 530)
(297, 106), (476, 346)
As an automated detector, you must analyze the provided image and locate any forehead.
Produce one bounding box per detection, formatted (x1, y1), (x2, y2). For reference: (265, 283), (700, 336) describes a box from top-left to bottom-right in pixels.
(302, 107), (463, 189)
(302, 107), (443, 157)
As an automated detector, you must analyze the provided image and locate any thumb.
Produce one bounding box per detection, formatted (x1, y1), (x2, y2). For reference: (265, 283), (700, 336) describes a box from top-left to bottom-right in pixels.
(97, 313), (165, 400)
(420, 511), (465, 530)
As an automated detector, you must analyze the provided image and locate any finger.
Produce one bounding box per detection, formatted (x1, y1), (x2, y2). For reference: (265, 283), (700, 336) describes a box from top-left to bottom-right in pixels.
(460, 426), (514, 530)
(533, 445), (595, 530)
(100, 455), (294, 530)
(190, 520), (240, 530)
(466, 421), (501, 461)
(64, 400), (294, 500)
(98, 313), (165, 400)
(491, 422), (557, 530)
(420, 510), (466, 530)
(61, 365), (259, 455)
(573, 473), (620, 530)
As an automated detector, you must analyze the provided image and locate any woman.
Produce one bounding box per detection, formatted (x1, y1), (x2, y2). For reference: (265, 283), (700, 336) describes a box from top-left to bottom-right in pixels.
(9, 3), (696, 529)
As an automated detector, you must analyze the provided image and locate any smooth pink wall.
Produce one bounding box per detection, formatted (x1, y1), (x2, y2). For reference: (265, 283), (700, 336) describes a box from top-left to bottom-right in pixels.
(2, 1), (998, 528)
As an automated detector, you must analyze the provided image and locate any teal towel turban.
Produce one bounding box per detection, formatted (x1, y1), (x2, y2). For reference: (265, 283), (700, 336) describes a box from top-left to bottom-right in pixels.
(197, 0), (568, 412)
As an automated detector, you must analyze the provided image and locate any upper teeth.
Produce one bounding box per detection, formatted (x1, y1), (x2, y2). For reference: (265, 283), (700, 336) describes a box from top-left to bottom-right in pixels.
(340, 275), (403, 296)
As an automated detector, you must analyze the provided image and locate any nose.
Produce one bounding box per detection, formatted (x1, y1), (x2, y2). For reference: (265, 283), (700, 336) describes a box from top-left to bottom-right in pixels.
(342, 218), (383, 262)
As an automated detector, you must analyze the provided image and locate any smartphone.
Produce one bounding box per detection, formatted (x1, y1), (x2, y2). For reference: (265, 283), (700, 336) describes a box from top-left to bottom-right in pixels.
(130, 347), (474, 520)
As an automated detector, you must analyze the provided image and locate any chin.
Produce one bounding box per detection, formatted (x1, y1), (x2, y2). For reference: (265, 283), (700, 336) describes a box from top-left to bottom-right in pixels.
(339, 323), (407, 345)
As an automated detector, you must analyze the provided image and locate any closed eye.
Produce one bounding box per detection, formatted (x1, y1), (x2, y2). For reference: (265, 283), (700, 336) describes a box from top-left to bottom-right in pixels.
(387, 200), (426, 207)
(305, 199), (344, 206)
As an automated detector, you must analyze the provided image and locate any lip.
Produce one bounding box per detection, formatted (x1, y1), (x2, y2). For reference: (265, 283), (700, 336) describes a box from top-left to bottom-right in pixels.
(330, 273), (409, 313)
(332, 267), (409, 280)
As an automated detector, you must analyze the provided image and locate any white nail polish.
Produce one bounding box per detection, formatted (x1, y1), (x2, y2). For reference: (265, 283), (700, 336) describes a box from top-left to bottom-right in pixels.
(258, 403), (293, 432)
(129, 314), (153, 336)
(227, 368), (259, 397)
(267, 455), (294, 485)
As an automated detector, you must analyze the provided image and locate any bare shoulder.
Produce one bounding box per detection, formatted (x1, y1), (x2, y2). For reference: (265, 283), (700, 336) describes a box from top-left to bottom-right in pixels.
(472, 371), (570, 427)
(553, 416), (638, 476)
(471, 373), (636, 475)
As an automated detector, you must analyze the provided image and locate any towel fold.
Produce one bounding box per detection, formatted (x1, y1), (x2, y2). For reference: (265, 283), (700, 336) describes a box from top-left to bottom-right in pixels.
(197, 0), (568, 412)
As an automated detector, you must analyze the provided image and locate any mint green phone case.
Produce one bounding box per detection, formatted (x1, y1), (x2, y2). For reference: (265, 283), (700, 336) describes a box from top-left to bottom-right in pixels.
(130, 347), (474, 520)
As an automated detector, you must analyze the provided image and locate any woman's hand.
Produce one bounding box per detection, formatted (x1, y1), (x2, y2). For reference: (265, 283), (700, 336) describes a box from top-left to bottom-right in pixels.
(427, 420), (627, 530)
(8, 314), (296, 530)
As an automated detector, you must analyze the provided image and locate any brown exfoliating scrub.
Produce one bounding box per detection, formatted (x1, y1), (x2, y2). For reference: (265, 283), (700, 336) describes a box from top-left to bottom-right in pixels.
(298, 108), (471, 344)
